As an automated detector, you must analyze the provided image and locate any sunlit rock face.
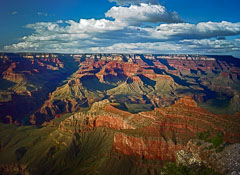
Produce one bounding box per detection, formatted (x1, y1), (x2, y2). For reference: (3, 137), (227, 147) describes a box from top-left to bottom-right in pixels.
(112, 133), (184, 161)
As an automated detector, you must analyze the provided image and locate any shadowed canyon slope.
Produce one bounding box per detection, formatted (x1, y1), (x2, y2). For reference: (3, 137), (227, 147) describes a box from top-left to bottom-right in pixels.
(0, 53), (79, 124)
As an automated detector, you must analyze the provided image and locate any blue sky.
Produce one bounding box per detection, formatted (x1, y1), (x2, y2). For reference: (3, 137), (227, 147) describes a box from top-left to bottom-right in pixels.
(1, 0), (240, 57)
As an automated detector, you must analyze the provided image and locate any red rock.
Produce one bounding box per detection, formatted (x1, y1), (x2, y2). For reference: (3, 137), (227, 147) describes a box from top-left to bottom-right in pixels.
(173, 96), (198, 107)
(92, 116), (134, 130)
(113, 133), (184, 160)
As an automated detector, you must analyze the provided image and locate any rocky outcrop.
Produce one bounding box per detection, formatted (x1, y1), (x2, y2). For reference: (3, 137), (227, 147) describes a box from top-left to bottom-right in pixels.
(176, 139), (240, 175)
(176, 139), (216, 167)
(230, 93), (240, 112)
(174, 96), (198, 107)
(58, 101), (135, 133)
(212, 144), (240, 175)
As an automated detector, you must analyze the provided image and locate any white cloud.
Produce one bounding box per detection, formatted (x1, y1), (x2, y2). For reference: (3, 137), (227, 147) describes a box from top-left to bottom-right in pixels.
(3, 3), (240, 56)
(105, 3), (182, 25)
(25, 22), (66, 34)
(180, 39), (240, 53)
(4, 20), (240, 55)
(4, 42), (40, 51)
(127, 21), (240, 41)
(154, 21), (240, 39)
(88, 39), (240, 54)
(4, 20), (240, 53)
(56, 20), (64, 24)
(109, 0), (159, 6)
(66, 18), (125, 33)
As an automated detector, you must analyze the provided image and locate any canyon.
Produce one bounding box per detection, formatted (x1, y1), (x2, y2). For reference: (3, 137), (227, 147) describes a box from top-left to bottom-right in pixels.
(0, 53), (240, 174)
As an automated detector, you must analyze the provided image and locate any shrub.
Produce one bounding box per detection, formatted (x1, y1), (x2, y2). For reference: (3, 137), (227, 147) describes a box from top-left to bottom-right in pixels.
(196, 131), (210, 140)
(162, 162), (221, 175)
(207, 131), (224, 148)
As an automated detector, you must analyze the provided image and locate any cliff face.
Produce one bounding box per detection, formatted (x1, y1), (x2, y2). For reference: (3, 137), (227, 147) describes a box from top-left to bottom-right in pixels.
(57, 100), (137, 133)
(55, 97), (240, 162)
(1, 57), (63, 83)
(113, 133), (184, 161)
(93, 115), (134, 130)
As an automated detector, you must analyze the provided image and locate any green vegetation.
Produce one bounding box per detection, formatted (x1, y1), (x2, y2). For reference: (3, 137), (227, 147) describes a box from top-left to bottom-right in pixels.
(162, 162), (221, 175)
(196, 131), (224, 151)
(208, 132), (224, 148)
(0, 123), (114, 175)
(0, 122), (165, 175)
(196, 131), (211, 141)
(124, 103), (153, 113)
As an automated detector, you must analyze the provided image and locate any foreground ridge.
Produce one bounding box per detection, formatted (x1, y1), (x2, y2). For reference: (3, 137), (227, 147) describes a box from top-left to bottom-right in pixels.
(0, 97), (240, 174)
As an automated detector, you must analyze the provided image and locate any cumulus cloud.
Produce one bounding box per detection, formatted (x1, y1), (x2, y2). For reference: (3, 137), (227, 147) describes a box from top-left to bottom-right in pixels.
(154, 21), (240, 39)
(3, 19), (128, 53)
(67, 18), (125, 33)
(3, 2), (240, 56)
(180, 39), (240, 53)
(105, 3), (182, 25)
(108, 0), (159, 6)
(25, 22), (66, 34)
(4, 20), (240, 55)
(87, 38), (240, 54)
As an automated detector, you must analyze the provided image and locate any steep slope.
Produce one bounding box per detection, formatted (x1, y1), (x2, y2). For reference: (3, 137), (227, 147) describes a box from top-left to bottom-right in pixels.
(53, 97), (240, 161)
(0, 97), (239, 174)
(0, 54), (79, 124)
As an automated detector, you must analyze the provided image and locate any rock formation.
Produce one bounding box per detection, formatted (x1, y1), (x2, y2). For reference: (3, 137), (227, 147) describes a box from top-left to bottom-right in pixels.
(55, 97), (240, 163)
(176, 139), (240, 175)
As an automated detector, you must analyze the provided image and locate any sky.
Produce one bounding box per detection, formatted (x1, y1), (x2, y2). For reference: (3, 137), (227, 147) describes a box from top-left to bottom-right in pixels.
(1, 0), (240, 57)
